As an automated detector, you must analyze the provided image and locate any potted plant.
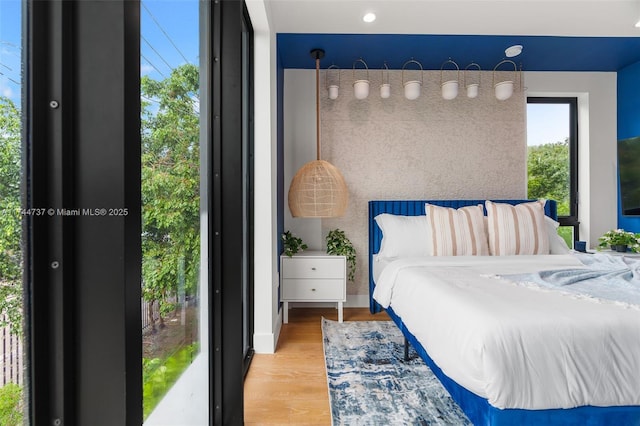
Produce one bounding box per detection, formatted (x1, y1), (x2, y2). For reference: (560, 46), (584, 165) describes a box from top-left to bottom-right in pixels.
(281, 231), (307, 257)
(326, 229), (356, 282)
(598, 229), (640, 253)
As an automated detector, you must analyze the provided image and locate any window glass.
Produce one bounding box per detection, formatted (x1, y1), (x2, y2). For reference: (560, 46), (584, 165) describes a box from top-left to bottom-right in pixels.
(0, 1), (26, 424)
(140, 1), (206, 423)
(526, 103), (570, 215)
(558, 226), (575, 249)
(527, 99), (577, 247)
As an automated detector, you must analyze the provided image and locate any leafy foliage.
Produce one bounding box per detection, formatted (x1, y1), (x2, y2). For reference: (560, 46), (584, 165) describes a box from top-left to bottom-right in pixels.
(527, 139), (570, 215)
(142, 343), (198, 420)
(598, 229), (640, 253)
(0, 383), (23, 426)
(281, 231), (307, 257)
(0, 96), (23, 334)
(527, 139), (572, 247)
(326, 229), (356, 282)
(140, 66), (200, 417)
(141, 64), (200, 329)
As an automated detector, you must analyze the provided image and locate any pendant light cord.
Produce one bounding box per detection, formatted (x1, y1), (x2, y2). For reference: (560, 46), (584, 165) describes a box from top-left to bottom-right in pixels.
(316, 56), (321, 161)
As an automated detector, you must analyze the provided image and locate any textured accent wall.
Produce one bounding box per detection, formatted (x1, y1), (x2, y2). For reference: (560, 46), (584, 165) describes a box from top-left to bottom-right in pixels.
(318, 70), (527, 296)
(284, 70), (526, 295)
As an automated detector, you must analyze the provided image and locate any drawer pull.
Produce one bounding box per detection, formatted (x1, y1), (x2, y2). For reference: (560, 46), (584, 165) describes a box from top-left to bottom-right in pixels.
(311, 288), (316, 292)
(311, 267), (316, 271)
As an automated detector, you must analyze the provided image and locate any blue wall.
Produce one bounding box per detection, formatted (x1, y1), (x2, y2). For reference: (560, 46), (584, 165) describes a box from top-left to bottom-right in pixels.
(617, 62), (640, 232)
(277, 52), (285, 257)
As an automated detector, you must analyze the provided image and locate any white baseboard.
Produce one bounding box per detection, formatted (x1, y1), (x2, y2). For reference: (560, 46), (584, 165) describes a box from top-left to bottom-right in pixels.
(253, 309), (282, 354)
(255, 297), (370, 354)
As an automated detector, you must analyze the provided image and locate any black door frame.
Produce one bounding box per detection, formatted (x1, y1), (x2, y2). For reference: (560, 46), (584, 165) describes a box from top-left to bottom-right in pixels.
(203, 0), (246, 423)
(241, 3), (255, 377)
(26, 1), (142, 424)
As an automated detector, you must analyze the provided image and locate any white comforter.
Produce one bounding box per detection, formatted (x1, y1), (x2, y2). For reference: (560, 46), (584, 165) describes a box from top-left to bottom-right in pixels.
(373, 255), (640, 410)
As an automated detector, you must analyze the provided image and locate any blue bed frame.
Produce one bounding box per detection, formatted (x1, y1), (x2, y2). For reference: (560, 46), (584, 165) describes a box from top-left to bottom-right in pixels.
(368, 199), (640, 426)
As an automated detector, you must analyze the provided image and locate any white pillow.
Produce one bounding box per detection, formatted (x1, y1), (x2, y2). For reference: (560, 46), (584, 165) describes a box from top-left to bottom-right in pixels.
(486, 200), (550, 255)
(544, 216), (571, 254)
(374, 213), (431, 258)
(426, 203), (490, 256)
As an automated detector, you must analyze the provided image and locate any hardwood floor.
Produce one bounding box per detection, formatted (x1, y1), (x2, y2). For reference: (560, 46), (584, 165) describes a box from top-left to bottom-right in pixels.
(244, 307), (389, 425)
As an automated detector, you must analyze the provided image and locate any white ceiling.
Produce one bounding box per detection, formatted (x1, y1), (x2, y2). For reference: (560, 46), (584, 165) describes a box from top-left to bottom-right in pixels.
(266, 0), (640, 37)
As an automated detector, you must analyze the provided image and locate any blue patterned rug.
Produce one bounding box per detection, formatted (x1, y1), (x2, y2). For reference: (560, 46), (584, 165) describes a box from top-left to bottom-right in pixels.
(322, 318), (471, 426)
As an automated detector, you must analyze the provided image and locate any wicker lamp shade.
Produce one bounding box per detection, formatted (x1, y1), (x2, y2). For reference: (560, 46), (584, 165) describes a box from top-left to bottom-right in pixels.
(288, 160), (348, 217)
(288, 48), (349, 218)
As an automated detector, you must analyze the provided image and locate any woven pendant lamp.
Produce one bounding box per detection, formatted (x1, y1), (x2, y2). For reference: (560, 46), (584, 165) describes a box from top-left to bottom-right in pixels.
(288, 49), (348, 217)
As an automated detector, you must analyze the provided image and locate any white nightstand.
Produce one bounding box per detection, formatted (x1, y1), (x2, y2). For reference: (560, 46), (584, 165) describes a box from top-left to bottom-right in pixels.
(280, 251), (347, 323)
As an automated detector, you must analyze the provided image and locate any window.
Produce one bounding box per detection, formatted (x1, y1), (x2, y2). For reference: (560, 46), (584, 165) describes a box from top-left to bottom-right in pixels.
(527, 97), (578, 247)
(139, 1), (205, 423)
(0, 1), (26, 424)
(25, 1), (252, 423)
(241, 6), (255, 376)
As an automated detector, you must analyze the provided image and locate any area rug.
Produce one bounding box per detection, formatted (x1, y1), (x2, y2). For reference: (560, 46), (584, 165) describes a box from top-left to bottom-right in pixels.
(322, 318), (471, 426)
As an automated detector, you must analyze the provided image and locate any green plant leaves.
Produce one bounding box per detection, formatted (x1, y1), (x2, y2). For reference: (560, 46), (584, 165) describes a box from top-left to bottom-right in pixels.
(326, 229), (356, 282)
(142, 343), (198, 419)
(282, 231), (307, 257)
(0, 383), (22, 426)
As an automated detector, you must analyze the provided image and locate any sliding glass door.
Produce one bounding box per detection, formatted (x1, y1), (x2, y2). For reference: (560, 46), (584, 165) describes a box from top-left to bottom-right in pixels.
(0, 1), (26, 424)
(139, 2), (208, 423)
(24, 1), (252, 423)
(241, 4), (255, 377)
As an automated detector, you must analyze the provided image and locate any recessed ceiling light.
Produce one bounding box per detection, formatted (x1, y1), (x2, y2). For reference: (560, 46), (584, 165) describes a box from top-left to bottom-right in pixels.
(363, 12), (376, 23)
(505, 45), (523, 58)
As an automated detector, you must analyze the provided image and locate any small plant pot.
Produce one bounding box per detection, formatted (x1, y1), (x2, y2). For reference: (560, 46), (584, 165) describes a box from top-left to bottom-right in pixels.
(611, 244), (628, 252)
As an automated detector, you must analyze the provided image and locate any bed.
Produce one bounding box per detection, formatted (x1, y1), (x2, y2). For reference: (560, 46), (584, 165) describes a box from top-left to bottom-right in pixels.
(368, 199), (640, 426)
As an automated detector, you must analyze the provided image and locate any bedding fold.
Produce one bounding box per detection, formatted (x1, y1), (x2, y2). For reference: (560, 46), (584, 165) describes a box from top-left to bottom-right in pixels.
(497, 253), (640, 307)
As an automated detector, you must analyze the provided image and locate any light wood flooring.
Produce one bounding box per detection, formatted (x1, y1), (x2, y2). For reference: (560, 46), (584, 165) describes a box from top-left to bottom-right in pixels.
(244, 307), (390, 425)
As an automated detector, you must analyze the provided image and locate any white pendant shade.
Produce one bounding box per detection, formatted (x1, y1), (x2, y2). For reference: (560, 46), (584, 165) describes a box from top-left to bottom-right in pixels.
(493, 59), (518, 101)
(494, 80), (514, 100)
(402, 59), (423, 100)
(328, 85), (339, 99)
(466, 83), (479, 98)
(353, 80), (370, 99)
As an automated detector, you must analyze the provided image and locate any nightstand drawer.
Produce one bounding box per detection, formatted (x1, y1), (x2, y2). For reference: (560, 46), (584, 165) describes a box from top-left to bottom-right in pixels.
(281, 257), (345, 279)
(280, 252), (347, 323)
(281, 279), (345, 300)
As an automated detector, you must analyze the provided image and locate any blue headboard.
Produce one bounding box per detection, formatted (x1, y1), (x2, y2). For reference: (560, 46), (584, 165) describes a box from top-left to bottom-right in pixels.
(368, 199), (558, 313)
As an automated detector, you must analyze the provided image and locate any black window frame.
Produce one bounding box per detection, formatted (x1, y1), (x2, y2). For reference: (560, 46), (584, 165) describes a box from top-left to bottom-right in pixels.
(240, 3), (255, 377)
(527, 96), (579, 241)
(25, 0), (251, 424)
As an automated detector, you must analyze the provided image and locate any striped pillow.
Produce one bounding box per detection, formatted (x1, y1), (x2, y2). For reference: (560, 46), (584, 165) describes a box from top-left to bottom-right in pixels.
(486, 200), (550, 256)
(426, 204), (489, 256)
